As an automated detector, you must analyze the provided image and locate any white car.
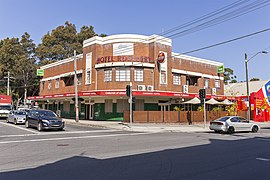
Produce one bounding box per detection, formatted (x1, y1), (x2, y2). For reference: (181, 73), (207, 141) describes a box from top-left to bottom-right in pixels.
(7, 110), (27, 124)
(209, 116), (260, 134)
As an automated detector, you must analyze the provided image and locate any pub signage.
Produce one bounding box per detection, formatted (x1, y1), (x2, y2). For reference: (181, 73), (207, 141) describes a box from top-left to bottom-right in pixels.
(96, 55), (153, 64)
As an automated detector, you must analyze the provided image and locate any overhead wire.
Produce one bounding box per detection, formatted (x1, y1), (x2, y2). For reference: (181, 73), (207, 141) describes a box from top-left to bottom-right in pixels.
(181, 27), (270, 54)
(110, 0), (270, 56)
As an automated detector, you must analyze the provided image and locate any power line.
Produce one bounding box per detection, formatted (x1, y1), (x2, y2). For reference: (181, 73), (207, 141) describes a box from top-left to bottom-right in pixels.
(111, 0), (270, 55)
(181, 27), (270, 54)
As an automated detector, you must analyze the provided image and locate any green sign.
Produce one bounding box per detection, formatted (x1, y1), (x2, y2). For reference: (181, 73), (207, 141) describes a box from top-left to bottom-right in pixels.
(217, 65), (224, 73)
(36, 69), (44, 76)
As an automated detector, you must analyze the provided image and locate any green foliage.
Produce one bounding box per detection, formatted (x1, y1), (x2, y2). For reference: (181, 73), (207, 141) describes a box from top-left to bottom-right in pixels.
(173, 106), (184, 111)
(36, 21), (106, 65)
(197, 106), (204, 111)
(0, 21), (105, 104)
(0, 33), (39, 104)
(212, 107), (221, 112)
(250, 77), (260, 81)
(225, 103), (238, 116)
(224, 67), (237, 84)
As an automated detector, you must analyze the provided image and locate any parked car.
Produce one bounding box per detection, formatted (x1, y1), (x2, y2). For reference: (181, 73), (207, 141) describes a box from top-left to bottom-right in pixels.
(7, 110), (27, 124)
(209, 116), (260, 134)
(25, 109), (64, 131)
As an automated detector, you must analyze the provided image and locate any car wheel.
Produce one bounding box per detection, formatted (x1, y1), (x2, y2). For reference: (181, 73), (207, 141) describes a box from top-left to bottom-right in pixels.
(252, 125), (259, 133)
(37, 122), (42, 131)
(227, 126), (235, 134)
(58, 127), (64, 131)
(25, 120), (30, 128)
(214, 130), (220, 133)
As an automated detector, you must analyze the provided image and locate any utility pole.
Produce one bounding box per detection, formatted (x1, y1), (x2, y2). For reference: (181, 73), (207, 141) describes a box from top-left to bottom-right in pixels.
(24, 72), (28, 108)
(7, 71), (10, 95)
(4, 71), (14, 96)
(74, 50), (79, 122)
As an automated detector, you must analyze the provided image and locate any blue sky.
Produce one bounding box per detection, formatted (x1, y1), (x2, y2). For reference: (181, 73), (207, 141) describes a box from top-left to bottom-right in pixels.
(1, 0), (270, 81)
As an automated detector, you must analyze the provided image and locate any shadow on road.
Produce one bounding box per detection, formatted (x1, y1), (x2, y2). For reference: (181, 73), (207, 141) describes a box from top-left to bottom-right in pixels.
(1, 137), (270, 180)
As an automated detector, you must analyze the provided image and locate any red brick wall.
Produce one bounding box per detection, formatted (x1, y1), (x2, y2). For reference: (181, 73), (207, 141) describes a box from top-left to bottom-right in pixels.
(40, 38), (224, 96)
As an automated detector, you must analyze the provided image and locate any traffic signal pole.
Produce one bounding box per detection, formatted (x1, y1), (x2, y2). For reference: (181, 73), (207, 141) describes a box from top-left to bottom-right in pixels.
(203, 91), (206, 128)
(199, 88), (207, 128)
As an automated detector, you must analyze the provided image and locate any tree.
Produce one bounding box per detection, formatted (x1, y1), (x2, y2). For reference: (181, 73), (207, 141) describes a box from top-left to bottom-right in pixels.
(36, 21), (104, 65)
(224, 67), (237, 84)
(250, 77), (260, 81)
(77, 25), (97, 45)
(0, 33), (38, 104)
(36, 21), (80, 64)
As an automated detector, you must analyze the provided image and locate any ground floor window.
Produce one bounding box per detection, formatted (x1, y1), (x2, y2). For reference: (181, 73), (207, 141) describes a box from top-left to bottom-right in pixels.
(105, 99), (113, 113)
(116, 99), (129, 113)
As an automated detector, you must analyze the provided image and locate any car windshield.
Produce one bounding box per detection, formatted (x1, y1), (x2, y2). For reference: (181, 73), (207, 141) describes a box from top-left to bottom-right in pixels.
(38, 111), (57, 117)
(0, 105), (12, 110)
(215, 116), (230, 122)
(15, 111), (27, 115)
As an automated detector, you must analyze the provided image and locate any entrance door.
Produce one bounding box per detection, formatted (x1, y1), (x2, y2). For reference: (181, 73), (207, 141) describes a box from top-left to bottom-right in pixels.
(85, 104), (94, 120)
(89, 103), (94, 120)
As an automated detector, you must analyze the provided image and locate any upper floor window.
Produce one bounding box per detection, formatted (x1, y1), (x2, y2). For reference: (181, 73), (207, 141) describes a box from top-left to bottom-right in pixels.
(85, 70), (91, 84)
(134, 68), (143, 82)
(55, 78), (60, 89)
(116, 67), (130, 82)
(62, 76), (74, 86)
(77, 74), (82, 85)
(104, 69), (112, 82)
(160, 71), (167, 84)
(204, 78), (210, 88)
(173, 74), (181, 85)
(48, 80), (52, 90)
(41, 81), (45, 91)
(187, 76), (198, 86)
(215, 80), (220, 88)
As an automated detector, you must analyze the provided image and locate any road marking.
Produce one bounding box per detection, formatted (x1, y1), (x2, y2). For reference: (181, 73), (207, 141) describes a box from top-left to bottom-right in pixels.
(39, 129), (121, 135)
(256, 158), (270, 161)
(0, 122), (39, 134)
(0, 132), (154, 144)
(0, 129), (121, 138)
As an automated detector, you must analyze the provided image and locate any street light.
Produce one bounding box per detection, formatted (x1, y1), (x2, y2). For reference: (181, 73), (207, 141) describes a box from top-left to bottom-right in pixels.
(245, 50), (268, 120)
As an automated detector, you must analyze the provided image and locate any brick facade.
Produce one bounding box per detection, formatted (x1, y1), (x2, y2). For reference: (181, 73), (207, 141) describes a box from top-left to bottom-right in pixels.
(31, 34), (224, 121)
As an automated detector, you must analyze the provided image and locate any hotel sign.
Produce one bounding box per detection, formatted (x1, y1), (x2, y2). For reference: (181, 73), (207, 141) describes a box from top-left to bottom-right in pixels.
(96, 55), (153, 64)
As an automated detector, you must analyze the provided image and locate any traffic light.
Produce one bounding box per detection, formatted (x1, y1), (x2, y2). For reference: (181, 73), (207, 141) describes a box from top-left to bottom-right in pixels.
(126, 85), (131, 97)
(199, 89), (206, 99)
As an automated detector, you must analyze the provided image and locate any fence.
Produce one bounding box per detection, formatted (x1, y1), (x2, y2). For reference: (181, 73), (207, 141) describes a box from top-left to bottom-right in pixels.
(124, 111), (247, 124)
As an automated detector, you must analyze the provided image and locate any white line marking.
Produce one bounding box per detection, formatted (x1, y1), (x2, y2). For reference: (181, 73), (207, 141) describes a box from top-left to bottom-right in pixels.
(0, 122), (39, 134)
(39, 129), (121, 135)
(256, 158), (270, 161)
(0, 132), (154, 144)
(0, 129), (121, 138)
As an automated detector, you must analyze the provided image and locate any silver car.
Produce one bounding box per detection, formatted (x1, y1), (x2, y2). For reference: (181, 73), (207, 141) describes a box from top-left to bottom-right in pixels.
(7, 110), (27, 124)
(209, 116), (260, 134)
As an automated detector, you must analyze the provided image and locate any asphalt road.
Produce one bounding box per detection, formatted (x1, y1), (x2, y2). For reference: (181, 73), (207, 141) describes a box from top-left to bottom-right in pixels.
(0, 120), (270, 180)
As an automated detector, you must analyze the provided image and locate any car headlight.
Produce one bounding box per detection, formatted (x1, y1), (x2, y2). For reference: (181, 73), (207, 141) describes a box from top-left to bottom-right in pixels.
(41, 120), (50, 124)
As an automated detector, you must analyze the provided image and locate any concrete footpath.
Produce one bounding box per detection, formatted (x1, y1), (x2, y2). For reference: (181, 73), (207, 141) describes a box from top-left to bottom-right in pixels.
(63, 119), (270, 133)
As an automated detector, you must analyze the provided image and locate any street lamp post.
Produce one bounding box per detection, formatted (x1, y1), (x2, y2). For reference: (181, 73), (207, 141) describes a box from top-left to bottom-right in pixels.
(245, 51), (268, 120)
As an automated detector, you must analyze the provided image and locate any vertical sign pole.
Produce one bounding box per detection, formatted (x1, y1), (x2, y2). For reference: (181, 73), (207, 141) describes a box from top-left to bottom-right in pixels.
(130, 82), (132, 127)
(74, 50), (79, 122)
(203, 87), (206, 128)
